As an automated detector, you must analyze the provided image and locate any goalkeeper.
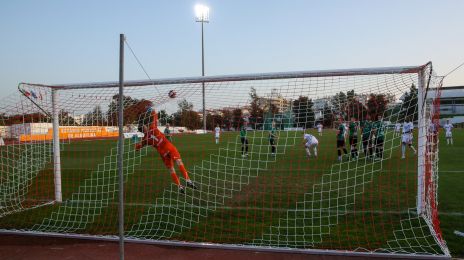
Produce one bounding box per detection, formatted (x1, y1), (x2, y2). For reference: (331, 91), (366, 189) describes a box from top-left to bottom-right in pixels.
(135, 107), (197, 194)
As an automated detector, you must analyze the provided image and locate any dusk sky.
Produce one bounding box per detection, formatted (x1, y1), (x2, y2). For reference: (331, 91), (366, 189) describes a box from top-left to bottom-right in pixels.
(1, 0), (463, 98)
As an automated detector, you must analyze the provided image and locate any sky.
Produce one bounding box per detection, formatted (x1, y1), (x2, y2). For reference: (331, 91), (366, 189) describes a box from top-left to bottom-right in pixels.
(1, 0), (463, 99)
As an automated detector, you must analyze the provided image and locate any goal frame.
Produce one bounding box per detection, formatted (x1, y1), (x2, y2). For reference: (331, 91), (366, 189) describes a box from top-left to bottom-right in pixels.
(10, 62), (449, 258)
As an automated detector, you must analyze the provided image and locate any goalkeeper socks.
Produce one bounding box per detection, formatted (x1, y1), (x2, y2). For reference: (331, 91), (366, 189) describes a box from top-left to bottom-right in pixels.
(179, 164), (190, 180)
(337, 150), (341, 156)
(343, 148), (348, 154)
(314, 147), (317, 157)
(305, 148), (311, 156)
(171, 172), (180, 186)
(402, 145), (406, 157)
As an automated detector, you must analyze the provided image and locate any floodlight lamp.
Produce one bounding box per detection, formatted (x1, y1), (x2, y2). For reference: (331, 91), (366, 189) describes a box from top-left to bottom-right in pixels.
(195, 4), (209, 22)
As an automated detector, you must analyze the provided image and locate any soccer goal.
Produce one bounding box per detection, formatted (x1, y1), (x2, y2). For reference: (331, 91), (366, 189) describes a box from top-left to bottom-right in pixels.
(0, 62), (449, 258)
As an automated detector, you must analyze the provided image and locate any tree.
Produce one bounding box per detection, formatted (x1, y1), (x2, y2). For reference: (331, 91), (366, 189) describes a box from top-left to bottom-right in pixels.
(1, 112), (50, 125)
(0, 113), (6, 126)
(347, 89), (355, 101)
(222, 109), (233, 130)
(232, 108), (242, 129)
(249, 87), (263, 129)
(177, 99), (194, 111)
(344, 90), (367, 120)
(367, 94), (389, 119)
(107, 94), (153, 126)
(331, 92), (347, 118)
(400, 84), (418, 121)
(83, 105), (106, 126)
(108, 94), (137, 124)
(206, 113), (224, 130)
(157, 110), (172, 125)
(180, 110), (202, 130)
(268, 103), (279, 115)
(322, 104), (335, 128)
(292, 96), (315, 128)
(173, 99), (201, 130)
(59, 110), (76, 125)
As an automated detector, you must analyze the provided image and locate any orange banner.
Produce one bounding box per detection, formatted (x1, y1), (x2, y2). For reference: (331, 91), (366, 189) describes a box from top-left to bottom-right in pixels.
(19, 126), (118, 142)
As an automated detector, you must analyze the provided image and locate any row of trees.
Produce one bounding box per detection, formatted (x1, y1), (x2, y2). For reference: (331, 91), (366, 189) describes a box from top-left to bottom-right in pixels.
(0, 85), (419, 129)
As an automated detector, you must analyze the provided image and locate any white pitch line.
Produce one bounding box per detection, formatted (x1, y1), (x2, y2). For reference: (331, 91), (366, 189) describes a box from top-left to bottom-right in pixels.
(48, 201), (464, 217)
(17, 199), (464, 217)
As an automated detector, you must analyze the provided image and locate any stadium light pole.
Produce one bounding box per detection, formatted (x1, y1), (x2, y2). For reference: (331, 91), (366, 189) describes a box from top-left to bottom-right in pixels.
(195, 4), (209, 133)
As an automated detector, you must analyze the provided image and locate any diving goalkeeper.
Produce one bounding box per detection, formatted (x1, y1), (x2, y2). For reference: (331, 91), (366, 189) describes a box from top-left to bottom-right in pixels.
(135, 108), (197, 194)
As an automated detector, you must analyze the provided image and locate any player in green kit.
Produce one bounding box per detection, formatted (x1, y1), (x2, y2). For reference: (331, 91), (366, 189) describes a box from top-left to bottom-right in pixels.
(372, 115), (386, 160)
(361, 114), (373, 158)
(348, 117), (359, 160)
(336, 117), (348, 162)
(269, 121), (278, 156)
(240, 122), (249, 157)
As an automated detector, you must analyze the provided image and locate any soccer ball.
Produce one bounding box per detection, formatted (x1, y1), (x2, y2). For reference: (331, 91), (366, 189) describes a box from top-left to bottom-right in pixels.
(168, 90), (177, 98)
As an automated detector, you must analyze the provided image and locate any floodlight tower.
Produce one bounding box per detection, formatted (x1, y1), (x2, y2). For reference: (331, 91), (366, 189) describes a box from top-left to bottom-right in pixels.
(195, 4), (209, 133)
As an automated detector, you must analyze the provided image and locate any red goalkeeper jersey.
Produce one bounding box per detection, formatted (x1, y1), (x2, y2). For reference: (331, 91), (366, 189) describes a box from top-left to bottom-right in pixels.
(135, 111), (181, 168)
(135, 111), (169, 149)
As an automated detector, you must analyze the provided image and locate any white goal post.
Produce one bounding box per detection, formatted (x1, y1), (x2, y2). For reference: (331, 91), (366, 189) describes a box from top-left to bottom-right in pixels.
(0, 62), (449, 258)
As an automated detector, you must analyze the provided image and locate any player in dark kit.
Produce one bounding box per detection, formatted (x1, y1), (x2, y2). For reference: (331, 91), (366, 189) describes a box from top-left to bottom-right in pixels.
(361, 114), (373, 158)
(348, 117), (359, 160)
(240, 122), (249, 157)
(372, 115), (386, 160)
(269, 122), (278, 156)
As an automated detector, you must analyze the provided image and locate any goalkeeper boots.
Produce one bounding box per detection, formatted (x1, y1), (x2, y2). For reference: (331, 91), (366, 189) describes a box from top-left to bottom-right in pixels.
(179, 186), (186, 194)
(186, 180), (198, 190)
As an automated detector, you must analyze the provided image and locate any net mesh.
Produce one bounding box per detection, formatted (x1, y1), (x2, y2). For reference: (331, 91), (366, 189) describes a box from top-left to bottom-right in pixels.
(0, 64), (449, 256)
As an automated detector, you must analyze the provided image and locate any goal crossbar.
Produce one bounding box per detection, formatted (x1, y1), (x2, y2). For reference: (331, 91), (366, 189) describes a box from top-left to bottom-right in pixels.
(21, 64), (428, 90)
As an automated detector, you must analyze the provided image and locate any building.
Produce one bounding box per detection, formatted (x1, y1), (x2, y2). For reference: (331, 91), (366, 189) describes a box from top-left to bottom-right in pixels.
(432, 86), (464, 124)
(437, 86), (464, 116)
(257, 89), (290, 113)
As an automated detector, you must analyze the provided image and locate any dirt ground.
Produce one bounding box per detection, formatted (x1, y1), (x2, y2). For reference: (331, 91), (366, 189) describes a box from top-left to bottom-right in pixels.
(0, 234), (413, 260)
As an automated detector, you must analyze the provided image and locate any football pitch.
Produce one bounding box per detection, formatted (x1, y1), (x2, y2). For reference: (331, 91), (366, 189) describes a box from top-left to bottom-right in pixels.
(0, 129), (463, 257)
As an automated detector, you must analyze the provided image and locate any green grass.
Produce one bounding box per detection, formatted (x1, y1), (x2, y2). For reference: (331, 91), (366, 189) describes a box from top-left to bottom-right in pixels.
(0, 129), (463, 257)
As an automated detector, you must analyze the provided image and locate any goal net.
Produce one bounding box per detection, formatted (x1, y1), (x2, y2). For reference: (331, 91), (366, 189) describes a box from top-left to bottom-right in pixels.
(0, 63), (449, 257)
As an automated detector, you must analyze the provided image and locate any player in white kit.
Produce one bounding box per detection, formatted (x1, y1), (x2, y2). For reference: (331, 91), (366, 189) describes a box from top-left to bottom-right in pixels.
(401, 119), (417, 159)
(214, 125), (221, 144)
(394, 122), (402, 137)
(316, 123), (323, 136)
(343, 122), (348, 139)
(303, 132), (318, 158)
(443, 120), (454, 145)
